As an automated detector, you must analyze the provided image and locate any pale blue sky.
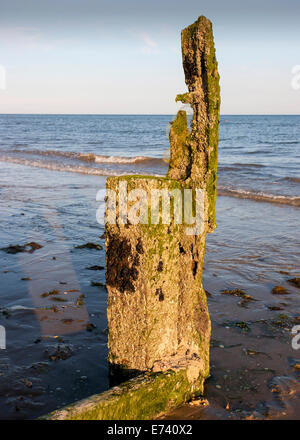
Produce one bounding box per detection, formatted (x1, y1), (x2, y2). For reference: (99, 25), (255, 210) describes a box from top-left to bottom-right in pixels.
(0, 0), (299, 114)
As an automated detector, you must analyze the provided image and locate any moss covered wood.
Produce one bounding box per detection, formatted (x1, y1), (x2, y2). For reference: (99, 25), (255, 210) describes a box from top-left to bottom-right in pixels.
(168, 15), (220, 231)
(106, 16), (219, 380)
(43, 369), (205, 420)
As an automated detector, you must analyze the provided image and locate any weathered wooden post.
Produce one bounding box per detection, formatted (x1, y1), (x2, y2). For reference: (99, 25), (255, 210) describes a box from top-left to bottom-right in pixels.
(106, 15), (220, 390)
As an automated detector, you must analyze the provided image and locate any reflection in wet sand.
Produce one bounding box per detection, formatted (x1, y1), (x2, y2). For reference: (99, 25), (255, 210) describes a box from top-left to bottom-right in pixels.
(17, 210), (89, 336)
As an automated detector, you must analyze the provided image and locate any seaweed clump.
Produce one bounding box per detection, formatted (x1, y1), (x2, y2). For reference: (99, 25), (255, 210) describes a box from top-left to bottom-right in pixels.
(1, 242), (43, 254)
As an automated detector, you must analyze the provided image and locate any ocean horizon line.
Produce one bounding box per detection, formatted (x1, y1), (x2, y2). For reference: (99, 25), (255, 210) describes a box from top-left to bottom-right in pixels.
(0, 113), (300, 117)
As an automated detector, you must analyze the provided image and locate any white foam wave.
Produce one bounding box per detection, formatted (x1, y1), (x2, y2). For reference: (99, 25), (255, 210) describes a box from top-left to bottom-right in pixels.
(9, 148), (166, 166)
(218, 187), (300, 207)
(0, 156), (134, 177)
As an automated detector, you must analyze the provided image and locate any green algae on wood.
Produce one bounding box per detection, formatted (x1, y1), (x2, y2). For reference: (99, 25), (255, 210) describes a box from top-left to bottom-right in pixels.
(105, 16), (219, 379)
(43, 369), (205, 420)
(168, 15), (220, 231)
(167, 110), (190, 181)
(106, 176), (211, 375)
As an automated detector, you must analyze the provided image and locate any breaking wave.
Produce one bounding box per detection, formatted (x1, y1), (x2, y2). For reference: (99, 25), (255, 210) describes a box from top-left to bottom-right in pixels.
(9, 148), (166, 166)
(218, 187), (300, 207)
(0, 155), (136, 177)
(1, 148), (298, 207)
(281, 177), (300, 184)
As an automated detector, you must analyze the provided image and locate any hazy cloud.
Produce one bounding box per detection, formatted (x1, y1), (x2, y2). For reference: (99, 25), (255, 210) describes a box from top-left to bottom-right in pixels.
(140, 34), (159, 54)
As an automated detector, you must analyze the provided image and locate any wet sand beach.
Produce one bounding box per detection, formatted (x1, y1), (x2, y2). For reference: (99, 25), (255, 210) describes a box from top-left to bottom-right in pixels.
(0, 163), (299, 419)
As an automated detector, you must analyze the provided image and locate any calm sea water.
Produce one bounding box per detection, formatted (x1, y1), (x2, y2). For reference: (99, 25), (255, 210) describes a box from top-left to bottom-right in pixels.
(0, 115), (299, 419)
(0, 114), (299, 204)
